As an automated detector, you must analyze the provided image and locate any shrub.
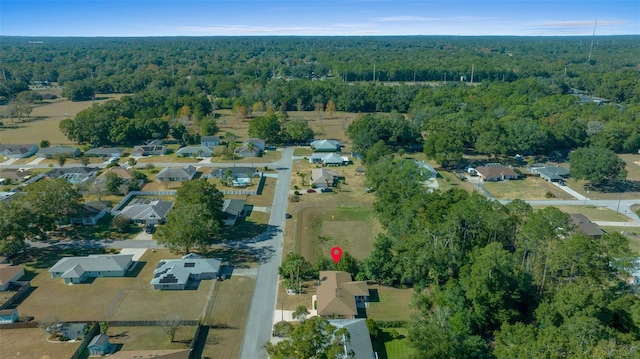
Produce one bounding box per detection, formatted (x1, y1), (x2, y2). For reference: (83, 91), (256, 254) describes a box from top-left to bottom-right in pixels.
(545, 191), (556, 198)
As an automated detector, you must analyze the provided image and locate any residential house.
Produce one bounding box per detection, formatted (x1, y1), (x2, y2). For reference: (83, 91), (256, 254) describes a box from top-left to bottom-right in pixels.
(61, 322), (87, 340)
(0, 169), (32, 183)
(209, 167), (258, 181)
(415, 160), (438, 180)
(36, 146), (81, 158)
(311, 139), (341, 152)
(311, 168), (341, 188)
(176, 145), (214, 158)
(49, 254), (134, 284)
(150, 254), (222, 290)
(117, 198), (174, 225)
(95, 166), (134, 183)
(475, 164), (519, 182)
(328, 319), (376, 359)
(88, 334), (113, 356)
(309, 153), (346, 166)
(84, 147), (125, 158)
(570, 214), (605, 238)
(105, 350), (190, 359)
(317, 271), (369, 318)
(0, 263), (25, 291)
(355, 167), (366, 176)
(156, 165), (197, 182)
(223, 199), (246, 225)
(234, 138), (265, 158)
(243, 138), (266, 152)
(0, 309), (19, 324)
(44, 166), (99, 184)
(531, 165), (570, 183)
(0, 144), (38, 158)
(131, 144), (166, 157)
(71, 201), (109, 226)
(201, 136), (221, 147)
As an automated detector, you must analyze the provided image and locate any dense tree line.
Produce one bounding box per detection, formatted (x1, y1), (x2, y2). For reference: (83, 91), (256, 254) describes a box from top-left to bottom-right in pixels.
(1, 36), (638, 103)
(360, 158), (639, 358)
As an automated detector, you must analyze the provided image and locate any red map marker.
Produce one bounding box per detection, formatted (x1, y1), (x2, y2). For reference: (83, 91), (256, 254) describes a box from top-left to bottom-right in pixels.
(330, 246), (343, 264)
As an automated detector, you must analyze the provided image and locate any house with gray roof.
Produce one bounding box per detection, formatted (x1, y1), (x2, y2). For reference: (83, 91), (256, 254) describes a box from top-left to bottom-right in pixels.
(223, 199), (246, 225)
(570, 214), (605, 238)
(84, 147), (125, 158)
(0, 143), (38, 158)
(311, 139), (341, 152)
(309, 152), (346, 166)
(37, 146), (81, 158)
(531, 165), (570, 183)
(201, 136), (221, 147)
(49, 254), (134, 284)
(311, 168), (341, 188)
(155, 165), (198, 182)
(415, 160), (438, 180)
(44, 166), (99, 184)
(150, 254), (222, 290)
(176, 146), (214, 158)
(234, 144), (262, 158)
(117, 198), (174, 225)
(208, 167), (258, 180)
(88, 334), (113, 356)
(131, 144), (166, 157)
(328, 319), (376, 359)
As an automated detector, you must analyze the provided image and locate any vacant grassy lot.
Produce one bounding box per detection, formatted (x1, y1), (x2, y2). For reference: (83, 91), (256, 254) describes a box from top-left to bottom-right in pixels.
(373, 327), (413, 359)
(532, 205), (632, 222)
(0, 94), (124, 145)
(296, 206), (380, 263)
(202, 276), (256, 359)
(16, 249), (209, 322)
(483, 177), (573, 200)
(107, 325), (196, 350)
(366, 285), (414, 322)
(0, 327), (80, 359)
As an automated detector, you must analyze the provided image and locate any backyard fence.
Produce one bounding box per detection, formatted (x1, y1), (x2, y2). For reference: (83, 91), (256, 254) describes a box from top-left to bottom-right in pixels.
(0, 281), (31, 310)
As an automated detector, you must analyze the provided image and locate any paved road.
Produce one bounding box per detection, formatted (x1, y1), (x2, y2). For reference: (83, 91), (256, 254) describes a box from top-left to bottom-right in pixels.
(239, 147), (293, 359)
(26, 238), (163, 249)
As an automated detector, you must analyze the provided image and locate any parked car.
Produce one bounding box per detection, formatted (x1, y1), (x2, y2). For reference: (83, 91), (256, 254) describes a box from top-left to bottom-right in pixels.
(306, 189), (316, 193)
(145, 224), (156, 234)
(320, 187), (333, 192)
(285, 213), (293, 219)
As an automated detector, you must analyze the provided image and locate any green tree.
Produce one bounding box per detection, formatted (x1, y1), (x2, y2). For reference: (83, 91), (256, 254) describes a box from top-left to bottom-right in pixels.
(39, 139), (50, 148)
(104, 171), (124, 193)
(0, 200), (32, 254)
(23, 178), (83, 232)
(264, 317), (353, 359)
(248, 113), (281, 143)
(53, 153), (66, 168)
(283, 118), (314, 144)
(293, 305), (310, 322)
(62, 80), (95, 101)
(569, 147), (627, 187)
(279, 252), (314, 292)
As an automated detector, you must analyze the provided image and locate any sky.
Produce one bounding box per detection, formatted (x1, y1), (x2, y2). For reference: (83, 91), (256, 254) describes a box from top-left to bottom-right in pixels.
(1, 0), (638, 37)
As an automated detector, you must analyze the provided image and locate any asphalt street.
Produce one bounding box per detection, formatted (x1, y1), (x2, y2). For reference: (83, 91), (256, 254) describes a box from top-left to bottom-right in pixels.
(239, 147), (293, 359)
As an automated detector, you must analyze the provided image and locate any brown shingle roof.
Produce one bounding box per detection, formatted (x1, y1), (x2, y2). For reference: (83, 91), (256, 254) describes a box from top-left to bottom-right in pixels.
(316, 271), (368, 318)
(0, 264), (24, 285)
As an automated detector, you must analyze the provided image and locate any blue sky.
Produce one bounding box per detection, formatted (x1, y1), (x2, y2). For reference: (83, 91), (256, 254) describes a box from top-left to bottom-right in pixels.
(1, 0), (638, 36)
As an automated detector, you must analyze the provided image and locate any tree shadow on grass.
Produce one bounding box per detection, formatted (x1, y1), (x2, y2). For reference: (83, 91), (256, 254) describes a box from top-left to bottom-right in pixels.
(594, 180), (640, 193)
(372, 330), (407, 359)
(11, 246), (103, 269)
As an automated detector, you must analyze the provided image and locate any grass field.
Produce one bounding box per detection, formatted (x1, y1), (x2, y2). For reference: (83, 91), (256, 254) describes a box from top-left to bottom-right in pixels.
(201, 276), (256, 359)
(372, 327), (413, 359)
(296, 206), (380, 263)
(0, 328), (80, 359)
(366, 285), (414, 321)
(0, 94), (124, 145)
(532, 205), (632, 222)
(483, 177), (573, 200)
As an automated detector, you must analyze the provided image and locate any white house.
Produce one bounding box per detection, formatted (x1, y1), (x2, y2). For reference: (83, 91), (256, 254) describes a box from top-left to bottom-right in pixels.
(150, 254), (222, 290)
(49, 254), (134, 284)
(0, 309), (19, 324)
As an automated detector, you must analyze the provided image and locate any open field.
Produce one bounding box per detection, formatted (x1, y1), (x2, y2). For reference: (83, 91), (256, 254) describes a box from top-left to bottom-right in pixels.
(373, 327), (413, 359)
(14, 248), (209, 322)
(483, 177), (573, 200)
(366, 285), (414, 322)
(296, 206), (380, 263)
(0, 94), (124, 145)
(107, 325), (195, 350)
(0, 327), (80, 359)
(532, 205), (632, 222)
(202, 276), (256, 359)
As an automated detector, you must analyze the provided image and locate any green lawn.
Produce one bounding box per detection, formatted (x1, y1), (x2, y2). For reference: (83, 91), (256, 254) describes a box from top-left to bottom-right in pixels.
(366, 285), (414, 321)
(373, 328), (413, 359)
(533, 205), (632, 222)
(483, 177), (573, 200)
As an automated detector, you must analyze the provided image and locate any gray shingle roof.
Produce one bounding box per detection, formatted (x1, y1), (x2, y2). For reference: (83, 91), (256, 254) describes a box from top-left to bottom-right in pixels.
(328, 319), (375, 359)
(119, 200), (174, 222)
(150, 257), (222, 287)
(49, 254), (134, 279)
